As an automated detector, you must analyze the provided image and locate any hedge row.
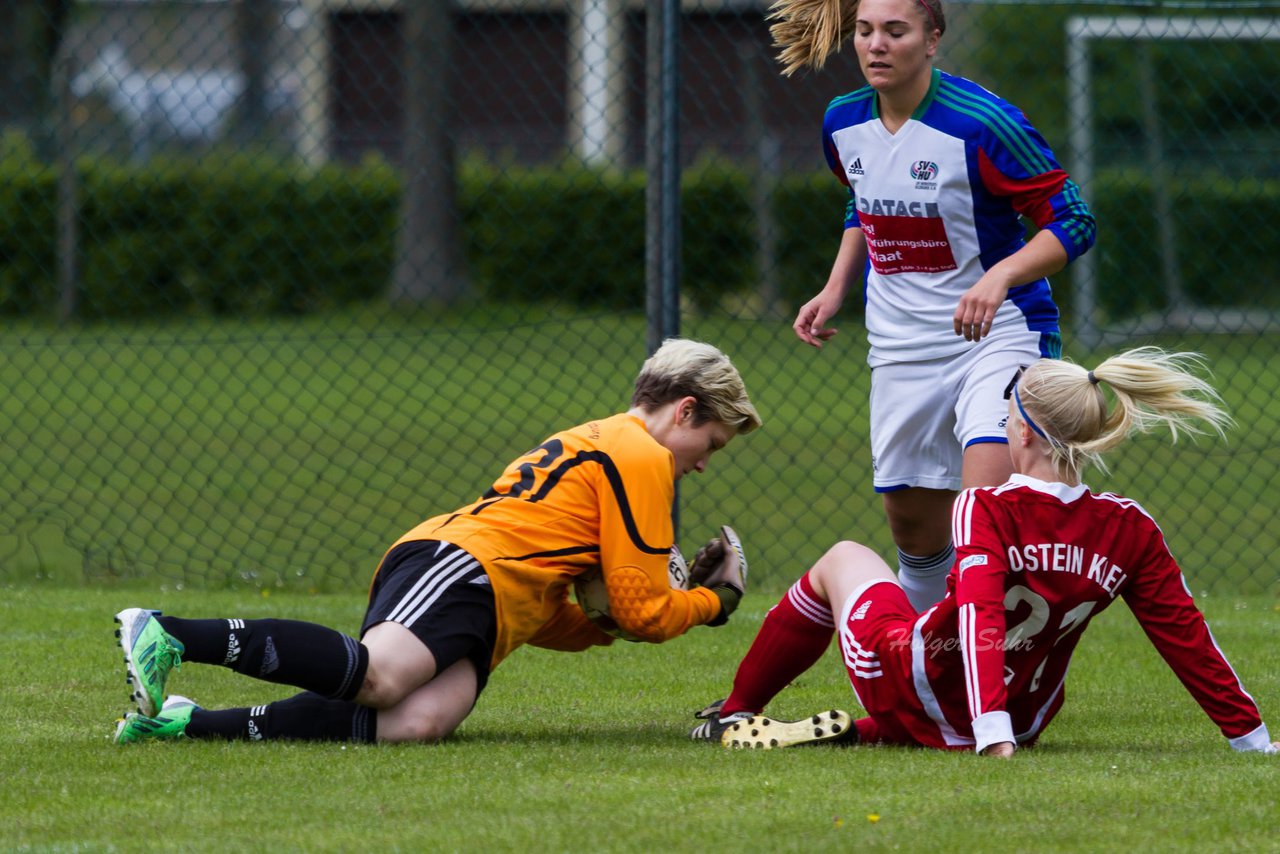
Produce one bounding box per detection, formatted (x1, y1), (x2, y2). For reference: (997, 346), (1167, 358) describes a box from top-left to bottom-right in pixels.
(462, 159), (840, 313)
(2, 154), (1277, 320)
(0, 155), (401, 319)
(1086, 170), (1280, 319)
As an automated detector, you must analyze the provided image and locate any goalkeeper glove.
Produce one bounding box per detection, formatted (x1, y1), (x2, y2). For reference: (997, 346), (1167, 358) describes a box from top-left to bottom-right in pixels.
(691, 526), (747, 626)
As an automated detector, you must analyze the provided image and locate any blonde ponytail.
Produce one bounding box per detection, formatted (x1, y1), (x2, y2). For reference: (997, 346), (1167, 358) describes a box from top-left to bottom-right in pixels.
(767, 0), (858, 76)
(1017, 347), (1231, 478)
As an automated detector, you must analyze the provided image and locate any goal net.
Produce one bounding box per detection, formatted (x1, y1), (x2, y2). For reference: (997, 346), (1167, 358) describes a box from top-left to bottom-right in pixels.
(1065, 14), (1280, 347)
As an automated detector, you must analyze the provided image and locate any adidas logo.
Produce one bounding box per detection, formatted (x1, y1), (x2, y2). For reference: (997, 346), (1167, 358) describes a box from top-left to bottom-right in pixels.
(224, 632), (241, 665)
(848, 157), (864, 176)
(260, 637), (279, 676)
(248, 705), (267, 741)
(851, 600), (872, 621)
(469, 575), (491, 586)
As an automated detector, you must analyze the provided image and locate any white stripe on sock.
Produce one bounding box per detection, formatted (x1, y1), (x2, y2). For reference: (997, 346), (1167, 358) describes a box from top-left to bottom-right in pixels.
(787, 581), (834, 628)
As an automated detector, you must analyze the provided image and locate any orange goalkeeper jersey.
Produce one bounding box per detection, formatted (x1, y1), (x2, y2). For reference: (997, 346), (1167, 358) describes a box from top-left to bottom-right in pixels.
(385, 413), (723, 668)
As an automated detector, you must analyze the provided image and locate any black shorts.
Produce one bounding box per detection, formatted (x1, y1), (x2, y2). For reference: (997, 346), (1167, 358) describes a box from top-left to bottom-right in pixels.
(362, 540), (497, 694)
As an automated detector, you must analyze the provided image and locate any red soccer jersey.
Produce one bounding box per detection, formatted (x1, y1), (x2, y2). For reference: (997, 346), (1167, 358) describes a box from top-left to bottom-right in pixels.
(909, 474), (1263, 751)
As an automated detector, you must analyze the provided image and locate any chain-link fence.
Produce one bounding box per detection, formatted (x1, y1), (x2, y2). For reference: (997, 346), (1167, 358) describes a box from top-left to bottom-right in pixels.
(1, 0), (1277, 596)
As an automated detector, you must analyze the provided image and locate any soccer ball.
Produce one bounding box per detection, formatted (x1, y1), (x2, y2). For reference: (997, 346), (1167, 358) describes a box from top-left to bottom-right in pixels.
(574, 545), (691, 641)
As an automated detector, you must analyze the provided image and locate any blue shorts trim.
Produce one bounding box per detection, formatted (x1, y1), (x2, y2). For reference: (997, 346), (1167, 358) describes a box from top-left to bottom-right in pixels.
(963, 436), (1010, 449)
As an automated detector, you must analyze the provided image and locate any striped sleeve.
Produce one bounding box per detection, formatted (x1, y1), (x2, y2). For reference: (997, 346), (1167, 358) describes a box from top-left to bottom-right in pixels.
(953, 488), (1017, 752)
(937, 78), (1097, 262)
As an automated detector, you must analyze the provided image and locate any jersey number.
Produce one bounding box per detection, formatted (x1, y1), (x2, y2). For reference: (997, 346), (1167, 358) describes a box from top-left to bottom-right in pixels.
(505, 439), (564, 499)
(1002, 586), (1096, 691)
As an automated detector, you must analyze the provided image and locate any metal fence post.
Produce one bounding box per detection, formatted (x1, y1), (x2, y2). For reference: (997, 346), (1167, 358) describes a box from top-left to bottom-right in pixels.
(645, 0), (681, 356)
(645, 0), (683, 531)
(54, 37), (77, 323)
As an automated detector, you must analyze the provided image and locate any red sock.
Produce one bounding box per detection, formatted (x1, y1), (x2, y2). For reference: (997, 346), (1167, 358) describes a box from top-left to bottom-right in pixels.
(721, 572), (835, 717)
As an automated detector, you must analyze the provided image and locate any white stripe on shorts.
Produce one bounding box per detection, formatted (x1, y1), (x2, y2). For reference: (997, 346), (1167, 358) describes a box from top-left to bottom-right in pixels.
(385, 547), (482, 629)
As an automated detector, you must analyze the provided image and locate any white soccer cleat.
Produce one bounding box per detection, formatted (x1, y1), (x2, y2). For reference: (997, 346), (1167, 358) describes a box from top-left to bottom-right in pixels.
(722, 710), (855, 749)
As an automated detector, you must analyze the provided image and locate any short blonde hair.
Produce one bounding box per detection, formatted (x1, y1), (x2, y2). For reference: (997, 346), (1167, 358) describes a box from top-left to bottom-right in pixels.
(631, 339), (762, 435)
(1016, 347), (1231, 477)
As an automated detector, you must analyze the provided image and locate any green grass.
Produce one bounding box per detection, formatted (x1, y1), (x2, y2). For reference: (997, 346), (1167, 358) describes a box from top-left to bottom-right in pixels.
(2, 586), (1277, 852)
(1, 309), (1278, 596)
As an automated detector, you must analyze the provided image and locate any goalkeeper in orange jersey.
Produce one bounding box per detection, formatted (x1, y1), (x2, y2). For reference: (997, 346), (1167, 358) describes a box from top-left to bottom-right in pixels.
(112, 338), (760, 745)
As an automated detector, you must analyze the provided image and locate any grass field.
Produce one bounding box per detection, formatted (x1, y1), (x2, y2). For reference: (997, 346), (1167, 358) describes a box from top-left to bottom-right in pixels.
(2, 310), (1278, 851)
(2, 586), (1277, 852)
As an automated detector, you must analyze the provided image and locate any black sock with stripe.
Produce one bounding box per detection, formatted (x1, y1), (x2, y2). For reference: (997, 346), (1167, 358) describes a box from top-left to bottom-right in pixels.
(186, 693), (376, 742)
(157, 616), (368, 701)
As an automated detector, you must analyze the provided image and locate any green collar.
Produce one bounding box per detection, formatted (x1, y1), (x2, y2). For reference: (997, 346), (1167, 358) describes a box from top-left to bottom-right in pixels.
(871, 67), (942, 122)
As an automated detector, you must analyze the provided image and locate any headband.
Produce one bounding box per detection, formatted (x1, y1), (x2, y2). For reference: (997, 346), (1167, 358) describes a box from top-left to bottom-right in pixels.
(917, 0), (939, 32)
(1013, 385), (1051, 443)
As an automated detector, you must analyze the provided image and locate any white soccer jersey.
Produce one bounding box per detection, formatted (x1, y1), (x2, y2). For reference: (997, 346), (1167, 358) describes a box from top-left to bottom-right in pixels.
(823, 69), (1096, 365)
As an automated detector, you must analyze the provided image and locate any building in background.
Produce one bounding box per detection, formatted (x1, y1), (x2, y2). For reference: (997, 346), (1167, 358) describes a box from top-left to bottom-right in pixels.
(316, 0), (870, 169)
(59, 0), (965, 171)
(64, 0), (308, 160)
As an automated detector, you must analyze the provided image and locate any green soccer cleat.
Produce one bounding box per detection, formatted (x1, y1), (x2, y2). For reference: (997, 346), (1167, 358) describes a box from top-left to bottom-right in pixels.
(115, 608), (184, 717)
(722, 710), (856, 749)
(114, 695), (199, 745)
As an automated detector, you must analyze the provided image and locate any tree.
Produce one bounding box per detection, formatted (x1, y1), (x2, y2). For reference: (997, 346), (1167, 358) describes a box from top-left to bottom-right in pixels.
(0, 0), (73, 139)
(231, 0), (272, 144)
(391, 0), (468, 306)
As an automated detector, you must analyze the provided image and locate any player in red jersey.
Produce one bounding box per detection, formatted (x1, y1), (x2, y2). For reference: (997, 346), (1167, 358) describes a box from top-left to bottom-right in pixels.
(692, 347), (1277, 755)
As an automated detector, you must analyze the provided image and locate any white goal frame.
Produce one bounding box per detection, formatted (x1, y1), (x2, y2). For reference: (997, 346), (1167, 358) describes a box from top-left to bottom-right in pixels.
(1065, 15), (1280, 347)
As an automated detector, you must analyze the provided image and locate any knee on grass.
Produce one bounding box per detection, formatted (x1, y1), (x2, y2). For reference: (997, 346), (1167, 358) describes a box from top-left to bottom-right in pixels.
(379, 713), (459, 744)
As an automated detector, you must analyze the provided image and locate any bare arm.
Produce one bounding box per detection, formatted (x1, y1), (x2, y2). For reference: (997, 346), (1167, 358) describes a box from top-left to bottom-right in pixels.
(793, 228), (867, 348)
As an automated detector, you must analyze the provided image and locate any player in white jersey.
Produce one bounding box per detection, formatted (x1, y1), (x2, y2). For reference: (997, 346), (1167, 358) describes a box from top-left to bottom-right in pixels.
(777, 0), (1097, 610)
(691, 348), (1277, 756)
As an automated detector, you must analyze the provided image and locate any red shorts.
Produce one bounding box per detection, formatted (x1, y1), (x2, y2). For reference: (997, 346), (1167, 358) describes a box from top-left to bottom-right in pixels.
(837, 579), (959, 749)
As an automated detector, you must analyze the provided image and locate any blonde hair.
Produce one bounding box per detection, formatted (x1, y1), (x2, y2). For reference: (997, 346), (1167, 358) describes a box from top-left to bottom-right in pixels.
(1015, 347), (1231, 478)
(631, 339), (762, 435)
(767, 0), (946, 76)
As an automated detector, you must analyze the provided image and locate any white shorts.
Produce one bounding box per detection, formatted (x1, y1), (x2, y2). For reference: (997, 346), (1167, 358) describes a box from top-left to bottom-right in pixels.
(869, 333), (1045, 492)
